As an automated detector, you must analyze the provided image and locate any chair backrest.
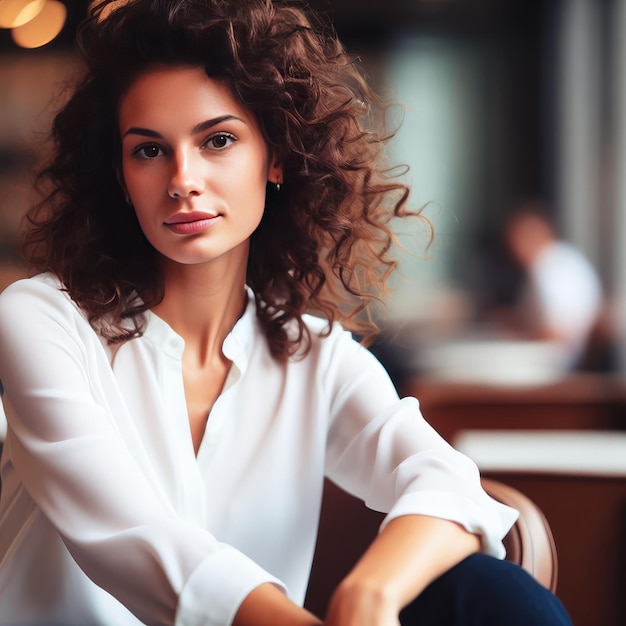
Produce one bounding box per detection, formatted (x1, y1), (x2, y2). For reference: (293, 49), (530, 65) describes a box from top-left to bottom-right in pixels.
(481, 477), (558, 593)
(305, 477), (559, 616)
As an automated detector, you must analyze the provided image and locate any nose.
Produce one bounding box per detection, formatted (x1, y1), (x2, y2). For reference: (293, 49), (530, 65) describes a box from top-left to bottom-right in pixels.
(167, 149), (205, 199)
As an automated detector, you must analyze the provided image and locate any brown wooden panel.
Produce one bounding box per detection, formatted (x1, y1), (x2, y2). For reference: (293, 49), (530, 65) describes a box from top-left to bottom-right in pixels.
(481, 472), (626, 626)
(402, 375), (626, 444)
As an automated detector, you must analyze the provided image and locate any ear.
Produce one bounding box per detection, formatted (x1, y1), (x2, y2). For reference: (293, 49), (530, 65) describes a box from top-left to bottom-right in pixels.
(267, 155), (283, 185)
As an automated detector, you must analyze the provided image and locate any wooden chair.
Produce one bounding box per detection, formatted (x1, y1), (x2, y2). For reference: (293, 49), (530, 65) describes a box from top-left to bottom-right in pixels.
(305, 477), (559, 616)
(481, 477), (558, 592)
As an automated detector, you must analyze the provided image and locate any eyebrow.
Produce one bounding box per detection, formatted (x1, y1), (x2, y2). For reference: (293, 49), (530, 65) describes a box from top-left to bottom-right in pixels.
(122, 114), (244, 139)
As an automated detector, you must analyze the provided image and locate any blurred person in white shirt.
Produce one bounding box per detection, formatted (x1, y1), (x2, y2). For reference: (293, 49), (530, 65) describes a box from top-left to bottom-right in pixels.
(504, 201), (604, 370)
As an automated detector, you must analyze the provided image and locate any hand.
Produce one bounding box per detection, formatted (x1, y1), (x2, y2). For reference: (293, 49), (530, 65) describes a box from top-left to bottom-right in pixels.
(324, 578), (401, 626)
(322, 514), (480, 626)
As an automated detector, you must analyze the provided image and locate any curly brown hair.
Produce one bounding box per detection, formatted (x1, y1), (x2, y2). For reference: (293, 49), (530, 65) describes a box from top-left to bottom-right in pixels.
(23, 0), (426, 360)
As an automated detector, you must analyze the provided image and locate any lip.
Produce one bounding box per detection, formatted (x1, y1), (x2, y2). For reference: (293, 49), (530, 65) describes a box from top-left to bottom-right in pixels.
(164, 211), (220, 235)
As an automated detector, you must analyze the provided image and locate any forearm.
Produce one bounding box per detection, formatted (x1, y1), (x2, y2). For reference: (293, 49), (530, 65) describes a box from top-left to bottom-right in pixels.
(232, 583), (323, 626)
(325, 514), (481, 625)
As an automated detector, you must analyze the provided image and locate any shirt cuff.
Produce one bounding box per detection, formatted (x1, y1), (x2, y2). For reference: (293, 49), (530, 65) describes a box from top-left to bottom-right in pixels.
(175, 546), (287, 626)
(380, 490), (519, 559)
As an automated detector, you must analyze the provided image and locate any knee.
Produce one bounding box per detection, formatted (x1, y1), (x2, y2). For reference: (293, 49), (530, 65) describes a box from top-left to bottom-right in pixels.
(402, 553), (573, 626)
(447, 553), (537, 595)
(453, 554), (571, 625)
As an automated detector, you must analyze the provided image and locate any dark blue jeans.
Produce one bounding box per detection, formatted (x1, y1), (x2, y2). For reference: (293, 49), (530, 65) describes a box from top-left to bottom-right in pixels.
(400, 553), (573, 625)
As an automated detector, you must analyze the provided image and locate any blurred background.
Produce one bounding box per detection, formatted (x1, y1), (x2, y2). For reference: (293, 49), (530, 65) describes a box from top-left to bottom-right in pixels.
(0, 1), (625, 624)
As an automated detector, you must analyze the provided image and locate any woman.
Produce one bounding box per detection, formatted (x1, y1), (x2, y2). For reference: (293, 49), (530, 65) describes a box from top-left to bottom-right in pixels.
(0, 1), (571, 625)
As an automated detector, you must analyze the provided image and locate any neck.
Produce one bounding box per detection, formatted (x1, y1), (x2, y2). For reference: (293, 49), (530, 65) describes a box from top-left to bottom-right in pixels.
(153, 256), (248, 367)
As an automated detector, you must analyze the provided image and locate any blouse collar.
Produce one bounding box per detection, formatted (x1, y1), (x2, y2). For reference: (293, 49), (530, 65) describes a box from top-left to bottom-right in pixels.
(142, 286), (258, 379)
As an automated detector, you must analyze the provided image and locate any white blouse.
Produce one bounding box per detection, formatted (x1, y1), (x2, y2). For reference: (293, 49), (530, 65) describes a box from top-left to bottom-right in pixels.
(0, 274), (517, 626)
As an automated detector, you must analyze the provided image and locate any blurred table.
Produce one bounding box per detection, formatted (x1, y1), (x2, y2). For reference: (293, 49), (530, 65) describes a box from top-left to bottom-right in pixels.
(402, 373), (626, 445)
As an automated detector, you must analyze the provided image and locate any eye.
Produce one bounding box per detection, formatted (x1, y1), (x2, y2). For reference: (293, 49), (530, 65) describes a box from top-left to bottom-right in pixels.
(205, 132), (236, 151)
(132, 144), (164, 160)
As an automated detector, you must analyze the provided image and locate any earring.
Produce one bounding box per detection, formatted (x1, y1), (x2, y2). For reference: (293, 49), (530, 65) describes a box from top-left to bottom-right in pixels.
(275, 181), (282, 192)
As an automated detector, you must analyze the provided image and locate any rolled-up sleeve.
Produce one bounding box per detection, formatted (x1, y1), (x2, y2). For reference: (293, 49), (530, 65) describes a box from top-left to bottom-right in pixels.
(0, 279), (284, 626)
(322, 326), (518, 559)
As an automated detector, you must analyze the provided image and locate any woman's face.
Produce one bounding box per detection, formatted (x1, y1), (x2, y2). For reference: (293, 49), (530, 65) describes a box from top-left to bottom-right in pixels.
(118, 65), (281, 267)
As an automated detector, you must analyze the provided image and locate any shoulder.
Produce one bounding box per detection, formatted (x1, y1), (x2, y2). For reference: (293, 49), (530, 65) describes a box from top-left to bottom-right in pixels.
(0, 273), (87, 331)
(1, 272), (64, 298)
(539, 242), (588, 269)
(299, 313), (354, 354)
(538, 243), (600, 285)
(297, 313), (385, 374)
(1, 272), (71, 308)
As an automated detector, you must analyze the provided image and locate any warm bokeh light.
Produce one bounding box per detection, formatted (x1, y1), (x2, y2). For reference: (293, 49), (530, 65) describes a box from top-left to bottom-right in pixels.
(10, 0), (66, 49)
(0, 0), (45, 28)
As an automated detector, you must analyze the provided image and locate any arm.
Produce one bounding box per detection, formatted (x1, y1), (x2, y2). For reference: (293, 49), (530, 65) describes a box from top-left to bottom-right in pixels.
(231, 507), (479, 626)
(233, 583), (322, 626)
(325, 515), (480, 626)
(317, 327), (517, 625)
(322, 331), (517, 558)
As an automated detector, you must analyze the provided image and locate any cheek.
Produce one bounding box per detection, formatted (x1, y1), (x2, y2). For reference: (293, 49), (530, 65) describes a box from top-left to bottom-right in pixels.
(131, 209), (155, 244)
(245, 182), (268, 222)
(123, 166), (148, 199)
(128, 189), (162, 236)
(121, 162), (139, 200)
(227, 155), (269, 211)
(122, 157), (165, 195)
